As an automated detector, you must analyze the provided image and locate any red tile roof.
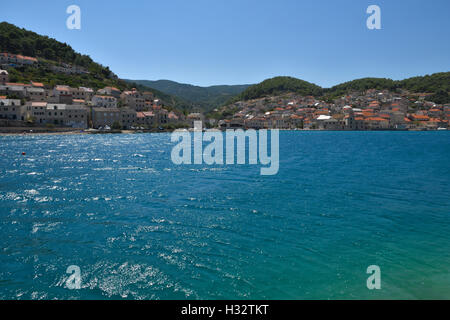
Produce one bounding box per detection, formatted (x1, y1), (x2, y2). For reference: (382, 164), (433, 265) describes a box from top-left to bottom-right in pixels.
(366, 117), (388, 122)
(6, 82), (30, 87)
(31, 81), (44, 87)
(410, 114), (430, 121)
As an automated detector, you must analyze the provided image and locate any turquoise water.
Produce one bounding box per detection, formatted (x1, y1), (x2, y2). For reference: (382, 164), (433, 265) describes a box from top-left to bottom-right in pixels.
(0, 131), (449, 300)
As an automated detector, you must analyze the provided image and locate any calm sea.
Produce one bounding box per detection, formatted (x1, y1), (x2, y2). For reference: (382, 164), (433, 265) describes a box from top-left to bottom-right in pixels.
(0, 131), (449, 299)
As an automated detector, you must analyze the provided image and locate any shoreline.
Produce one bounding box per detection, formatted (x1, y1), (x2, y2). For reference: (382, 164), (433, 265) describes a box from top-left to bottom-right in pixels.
(0, 131), (87, 136)
(0, 128), (447, 136)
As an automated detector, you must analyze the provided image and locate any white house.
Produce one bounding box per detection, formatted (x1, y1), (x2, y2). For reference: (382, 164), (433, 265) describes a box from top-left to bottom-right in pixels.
(92, 95), (117, 108)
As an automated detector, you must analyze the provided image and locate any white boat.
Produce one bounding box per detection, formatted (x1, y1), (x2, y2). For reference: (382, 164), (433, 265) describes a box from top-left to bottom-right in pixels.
(437, 127), (447, 131)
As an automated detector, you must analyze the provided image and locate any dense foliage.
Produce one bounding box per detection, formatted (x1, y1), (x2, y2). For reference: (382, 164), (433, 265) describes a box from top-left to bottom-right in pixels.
(7, 64), (129, 91)
(324, 78), (398, 99)
(399, 72), (450, 104)
(323, 73), (450, 103)
(228, 73), (450, 105)
(228, 77), (323, 104)
(1, 22), (94, 67)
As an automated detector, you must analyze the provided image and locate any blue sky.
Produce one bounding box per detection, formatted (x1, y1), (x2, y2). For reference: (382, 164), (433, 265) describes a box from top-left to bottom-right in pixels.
(2, 0), (449, 87)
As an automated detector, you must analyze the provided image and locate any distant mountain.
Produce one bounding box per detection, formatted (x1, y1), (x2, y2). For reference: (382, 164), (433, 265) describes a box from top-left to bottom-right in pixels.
(126, 79), (251, 111)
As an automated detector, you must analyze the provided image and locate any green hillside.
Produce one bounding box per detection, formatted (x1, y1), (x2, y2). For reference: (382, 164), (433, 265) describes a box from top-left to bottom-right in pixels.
(323, 73), (450, 103)
(227, 76), (323, 104)
(0, 21), (189, 108)
(323, 78), (398, 99)
(126, 79), (251, 111)
(0, 21), (116, 82)
(399, 72), (450, 104)
(226, 73), (450, 105)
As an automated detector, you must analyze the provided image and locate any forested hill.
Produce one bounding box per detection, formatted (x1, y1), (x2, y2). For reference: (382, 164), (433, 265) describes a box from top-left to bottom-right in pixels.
(0, 22), (193, 108)
(398, 72), (450, 103)
(0, 21), (114, 78)
(228, 77), (323, 104)
(324, 73), (450, 103)
(226, 73), (450, 105)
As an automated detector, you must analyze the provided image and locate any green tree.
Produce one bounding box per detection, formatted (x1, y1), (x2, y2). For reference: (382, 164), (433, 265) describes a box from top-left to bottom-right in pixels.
(112, 121), (122, 130)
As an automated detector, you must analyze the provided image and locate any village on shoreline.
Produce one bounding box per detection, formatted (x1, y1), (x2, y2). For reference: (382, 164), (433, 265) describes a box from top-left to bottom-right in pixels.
(216, 89), (449, 132)
(1, 52), (449, 135)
